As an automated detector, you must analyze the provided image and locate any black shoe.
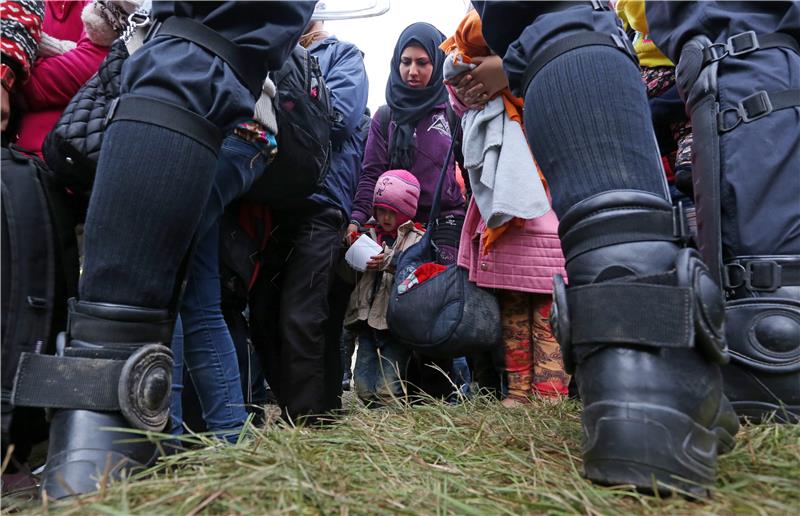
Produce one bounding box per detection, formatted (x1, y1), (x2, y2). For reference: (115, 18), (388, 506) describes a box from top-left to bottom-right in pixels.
(554, 192), (737, 497)
(342, 371), (352, 392)
(42, 410), (159, 498)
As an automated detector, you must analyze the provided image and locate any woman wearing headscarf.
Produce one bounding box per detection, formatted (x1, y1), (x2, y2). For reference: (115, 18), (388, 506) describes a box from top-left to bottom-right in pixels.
(348, 22), (466, 264)
(348, 22), (466, 400)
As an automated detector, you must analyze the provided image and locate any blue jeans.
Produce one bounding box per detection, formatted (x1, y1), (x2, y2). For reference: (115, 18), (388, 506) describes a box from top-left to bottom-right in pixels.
(451, 356), (472, 399)
(353, 328), (411, 406)
(170, 135), (272, 438)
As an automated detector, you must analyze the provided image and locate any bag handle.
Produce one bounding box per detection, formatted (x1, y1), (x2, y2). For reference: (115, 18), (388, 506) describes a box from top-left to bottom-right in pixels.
(426, 107), (461, 232)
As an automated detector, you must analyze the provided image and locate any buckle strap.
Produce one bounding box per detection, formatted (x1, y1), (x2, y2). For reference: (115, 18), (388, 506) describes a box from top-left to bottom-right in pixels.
(150, 17), (262, 97)
(560, 207), (686, 262)
(522, 32), (636, 96)
(702, 31), (800, 67)
(717, 89), (800, 133)
(723, 257), (800, 292)
(12, 344), (173, 431)
(12, 353), (124, 411)
(106, 95), (223, 153)
(567, 282), (693, 348)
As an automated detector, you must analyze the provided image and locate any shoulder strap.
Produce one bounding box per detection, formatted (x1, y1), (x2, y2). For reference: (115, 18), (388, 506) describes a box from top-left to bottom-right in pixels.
(376, 104), (391, 138)
(150, 16), (262, 97)
(426, 130), (458, 229)
(445, 102), (461, 140)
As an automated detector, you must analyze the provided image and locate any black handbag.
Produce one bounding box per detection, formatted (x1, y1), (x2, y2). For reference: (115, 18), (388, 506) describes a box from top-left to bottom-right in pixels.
(42, 39), (129, 197)
(386, 136), (502, 358)
(42, 16), (257, 198)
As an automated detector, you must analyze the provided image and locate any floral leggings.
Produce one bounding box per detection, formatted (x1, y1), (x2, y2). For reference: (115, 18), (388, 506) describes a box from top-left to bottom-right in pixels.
(501, 291), (570, 400)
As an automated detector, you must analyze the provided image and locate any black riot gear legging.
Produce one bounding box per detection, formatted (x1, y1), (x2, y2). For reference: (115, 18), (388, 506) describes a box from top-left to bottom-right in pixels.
(472, 0), (799, 495)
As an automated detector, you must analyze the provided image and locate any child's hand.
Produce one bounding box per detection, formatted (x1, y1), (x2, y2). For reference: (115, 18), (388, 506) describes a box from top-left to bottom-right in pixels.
(444, 69), (470, 87)
(366, 253), (385, 270)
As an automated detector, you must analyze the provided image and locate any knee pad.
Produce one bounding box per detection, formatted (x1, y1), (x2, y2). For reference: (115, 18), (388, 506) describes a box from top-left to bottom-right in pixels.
(551, 190), (727, 373)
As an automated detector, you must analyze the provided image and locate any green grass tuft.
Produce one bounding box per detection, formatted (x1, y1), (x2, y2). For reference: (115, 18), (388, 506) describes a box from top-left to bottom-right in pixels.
(5, 395), (799, 515)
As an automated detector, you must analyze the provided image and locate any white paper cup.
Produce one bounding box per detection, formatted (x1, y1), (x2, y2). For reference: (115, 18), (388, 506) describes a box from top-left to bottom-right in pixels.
(345, 234), (384, 272)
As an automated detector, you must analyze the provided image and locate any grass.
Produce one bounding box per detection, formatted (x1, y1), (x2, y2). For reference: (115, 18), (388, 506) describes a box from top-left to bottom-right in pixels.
(3, 393), (799, 515)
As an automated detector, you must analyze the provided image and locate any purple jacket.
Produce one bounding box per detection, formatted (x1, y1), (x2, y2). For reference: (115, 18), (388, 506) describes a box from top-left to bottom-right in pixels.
(351, 103), (466, 225)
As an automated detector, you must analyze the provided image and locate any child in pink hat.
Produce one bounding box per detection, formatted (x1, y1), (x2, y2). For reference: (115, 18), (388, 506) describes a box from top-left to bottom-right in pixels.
(343, 170), (426, 406)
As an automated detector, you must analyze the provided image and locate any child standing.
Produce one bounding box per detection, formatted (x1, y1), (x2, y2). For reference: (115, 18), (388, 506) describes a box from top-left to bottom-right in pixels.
(441, 10), (571, 406)
(344, 170), (425, 406)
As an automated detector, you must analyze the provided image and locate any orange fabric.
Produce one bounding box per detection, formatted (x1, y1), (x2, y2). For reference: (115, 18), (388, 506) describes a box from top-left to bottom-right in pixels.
(441, 10), (544, 253)
(440, 10), (491, 59)
(482, 218), (524, 255)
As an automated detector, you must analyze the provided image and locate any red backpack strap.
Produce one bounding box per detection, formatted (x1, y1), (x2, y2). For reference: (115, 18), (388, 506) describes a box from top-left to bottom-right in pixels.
(237, 201), (273, 290)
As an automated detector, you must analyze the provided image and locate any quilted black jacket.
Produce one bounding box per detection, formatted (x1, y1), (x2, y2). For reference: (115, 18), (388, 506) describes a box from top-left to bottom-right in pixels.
(43, 40), (129, 196)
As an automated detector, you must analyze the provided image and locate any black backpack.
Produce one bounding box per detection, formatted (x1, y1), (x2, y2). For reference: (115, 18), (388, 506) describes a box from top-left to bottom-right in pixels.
(1, 145), (79, 464)
(243, 45), (333, 207)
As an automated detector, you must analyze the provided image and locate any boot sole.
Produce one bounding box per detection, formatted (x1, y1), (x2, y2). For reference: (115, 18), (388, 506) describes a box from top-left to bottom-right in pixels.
(582, 401), (720, 498)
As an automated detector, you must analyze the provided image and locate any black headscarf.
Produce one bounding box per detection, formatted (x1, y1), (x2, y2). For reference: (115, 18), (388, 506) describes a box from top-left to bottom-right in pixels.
(385, 22), (449, 170)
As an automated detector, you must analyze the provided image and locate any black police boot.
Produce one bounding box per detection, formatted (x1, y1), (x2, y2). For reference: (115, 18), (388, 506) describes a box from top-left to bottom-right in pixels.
(721, 258), (800, 423)
(11, 299), (174, 499)
(550, 191), (738, 496)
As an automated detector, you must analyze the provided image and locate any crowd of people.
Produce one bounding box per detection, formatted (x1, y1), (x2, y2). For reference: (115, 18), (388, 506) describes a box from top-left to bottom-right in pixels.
(1, 0), (797, 502)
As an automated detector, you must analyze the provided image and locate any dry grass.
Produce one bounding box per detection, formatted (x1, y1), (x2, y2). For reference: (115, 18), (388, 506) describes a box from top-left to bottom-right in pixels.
(4, 393), (799, 515)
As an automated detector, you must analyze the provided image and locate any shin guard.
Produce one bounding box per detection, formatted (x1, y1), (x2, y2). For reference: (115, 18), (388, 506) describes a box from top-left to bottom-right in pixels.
(678, 33), (800, 422)
(551, 190), (737, 496)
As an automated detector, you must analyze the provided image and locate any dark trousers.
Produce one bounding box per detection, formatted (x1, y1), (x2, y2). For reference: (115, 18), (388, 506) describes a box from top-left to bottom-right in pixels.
(250, 205), (345, 420)
(325, 268), (356, 381)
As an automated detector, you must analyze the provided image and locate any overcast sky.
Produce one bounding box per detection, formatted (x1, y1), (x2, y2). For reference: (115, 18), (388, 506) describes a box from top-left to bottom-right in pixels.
(327, 0), (472, 113)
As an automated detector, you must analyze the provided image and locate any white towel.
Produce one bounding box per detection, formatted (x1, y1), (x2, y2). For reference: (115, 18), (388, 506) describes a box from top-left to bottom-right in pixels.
(462, 97), (549, 228)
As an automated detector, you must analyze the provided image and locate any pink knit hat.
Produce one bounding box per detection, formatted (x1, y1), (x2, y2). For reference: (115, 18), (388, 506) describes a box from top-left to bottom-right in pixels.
(373, 169), (421, 223)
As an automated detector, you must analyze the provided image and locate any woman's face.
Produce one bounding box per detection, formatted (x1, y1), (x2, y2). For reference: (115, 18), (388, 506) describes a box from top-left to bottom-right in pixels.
(399, 44), (433, 88)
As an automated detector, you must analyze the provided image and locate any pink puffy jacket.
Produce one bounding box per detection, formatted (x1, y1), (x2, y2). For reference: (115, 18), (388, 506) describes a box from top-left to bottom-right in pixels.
(458, 198), (566, 294)
(16, 0), (108, 156)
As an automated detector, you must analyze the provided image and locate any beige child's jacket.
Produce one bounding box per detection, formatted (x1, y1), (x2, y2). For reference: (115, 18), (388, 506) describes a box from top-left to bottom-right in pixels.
(344, 220), (425, 331)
